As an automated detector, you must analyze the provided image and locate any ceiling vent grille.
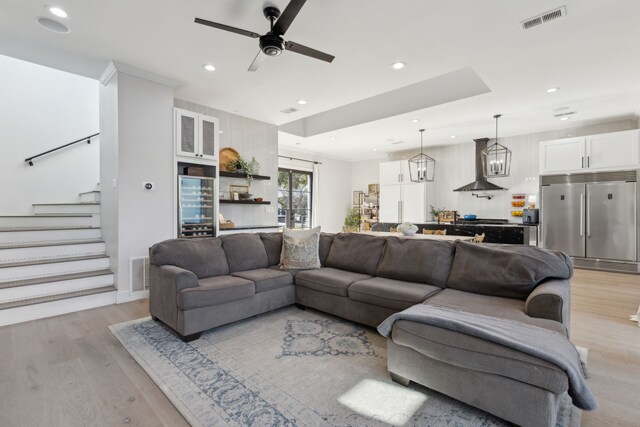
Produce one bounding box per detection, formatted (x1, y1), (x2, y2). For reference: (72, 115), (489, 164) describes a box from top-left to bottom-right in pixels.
(522, 6), (566, 30)
(553, 111), (576, 118)
(280, 107), (299, 114)
(390, 141), (405, 145)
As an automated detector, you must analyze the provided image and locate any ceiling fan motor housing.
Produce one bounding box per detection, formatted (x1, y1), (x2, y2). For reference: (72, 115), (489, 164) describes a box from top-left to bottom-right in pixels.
(260, 34), (284, 56)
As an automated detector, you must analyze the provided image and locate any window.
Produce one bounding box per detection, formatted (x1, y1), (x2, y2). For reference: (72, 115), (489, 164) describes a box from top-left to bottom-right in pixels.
(278, 168), (312, 229)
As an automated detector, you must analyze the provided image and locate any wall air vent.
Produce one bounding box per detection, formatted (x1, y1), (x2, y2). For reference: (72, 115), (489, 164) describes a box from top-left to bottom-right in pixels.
(521, 6), (566, 30)
(553, 111), (577, 118)
(129, 256), (150, 295)
(280, 107), (299, 114)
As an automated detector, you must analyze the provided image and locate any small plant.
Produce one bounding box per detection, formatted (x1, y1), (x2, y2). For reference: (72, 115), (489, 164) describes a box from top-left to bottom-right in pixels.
(343, 207), (361, 232)
(430, 204), (446, 220)
(226, 156), (254, 184)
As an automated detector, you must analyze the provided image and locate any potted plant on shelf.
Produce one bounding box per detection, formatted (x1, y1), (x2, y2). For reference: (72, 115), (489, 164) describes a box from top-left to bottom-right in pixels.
(343, 207), (361, 233)
(225, 156), (254, 184)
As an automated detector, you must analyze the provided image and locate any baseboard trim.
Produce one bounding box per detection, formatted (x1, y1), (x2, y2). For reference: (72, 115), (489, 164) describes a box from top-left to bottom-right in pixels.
(117, 290), (149, 304)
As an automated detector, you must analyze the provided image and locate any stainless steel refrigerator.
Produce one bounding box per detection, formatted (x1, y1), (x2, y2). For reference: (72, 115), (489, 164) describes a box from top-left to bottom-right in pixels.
(541, 170), (638, 272)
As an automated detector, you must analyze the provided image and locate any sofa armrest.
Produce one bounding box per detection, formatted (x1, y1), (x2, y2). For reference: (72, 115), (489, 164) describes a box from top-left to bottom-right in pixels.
(525, 279), (571, 331)
(149, 264), (199, 330)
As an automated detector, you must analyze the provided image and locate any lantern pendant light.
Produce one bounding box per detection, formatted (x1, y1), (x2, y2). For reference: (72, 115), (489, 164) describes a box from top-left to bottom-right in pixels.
(408, 129), (435, 182)
(482, 114), (512, 177)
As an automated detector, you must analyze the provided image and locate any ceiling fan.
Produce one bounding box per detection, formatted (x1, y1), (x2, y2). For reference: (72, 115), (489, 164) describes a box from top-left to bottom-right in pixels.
(195, 0), (335, 71)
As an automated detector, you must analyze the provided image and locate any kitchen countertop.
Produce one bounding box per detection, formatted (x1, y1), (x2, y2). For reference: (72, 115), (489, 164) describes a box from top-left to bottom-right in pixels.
(374, 222), (535, 244)
(359, 231), (473, 242)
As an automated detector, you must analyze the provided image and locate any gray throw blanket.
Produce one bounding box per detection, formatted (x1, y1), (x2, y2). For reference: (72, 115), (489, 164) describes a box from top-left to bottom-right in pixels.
(378, 304), (597, 410)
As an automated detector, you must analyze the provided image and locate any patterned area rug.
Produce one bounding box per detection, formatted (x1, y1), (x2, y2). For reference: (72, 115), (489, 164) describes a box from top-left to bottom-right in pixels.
(110, 307), (581, 427)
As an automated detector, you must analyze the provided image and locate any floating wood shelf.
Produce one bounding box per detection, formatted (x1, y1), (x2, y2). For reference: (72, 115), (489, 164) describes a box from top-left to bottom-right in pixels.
(219, 171), (271, 180)
(219, 199), (271, 205)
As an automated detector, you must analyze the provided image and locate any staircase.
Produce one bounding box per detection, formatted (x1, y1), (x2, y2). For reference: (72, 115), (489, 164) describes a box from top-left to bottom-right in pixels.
(0, 190), (116, 326)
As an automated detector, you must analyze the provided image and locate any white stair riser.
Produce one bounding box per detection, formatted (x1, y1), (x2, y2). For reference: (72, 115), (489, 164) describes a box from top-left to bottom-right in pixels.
(0, 257), (110, 282)
(0, 274), (114, 303)
(0, 228), (101, 245)
(0, 291), (116, 327)
(79, 193), (101, 203)
(0, 242), (106, 263)
(34, 204), (101, 215)
(0, 215), (99, 228)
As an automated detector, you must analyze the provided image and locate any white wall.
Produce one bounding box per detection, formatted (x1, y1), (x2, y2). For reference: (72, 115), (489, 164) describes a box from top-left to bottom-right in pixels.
(100, 68), (175, 300)
(0, 55), (99, 214)
(278, 148), (352, 233)
(175, 99), (279, 227)
(351, 158), (384, 194)
(368, 119), (638, 222)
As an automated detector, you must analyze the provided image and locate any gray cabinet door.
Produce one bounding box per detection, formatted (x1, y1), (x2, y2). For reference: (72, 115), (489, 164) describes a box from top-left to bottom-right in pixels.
(586, 182), (636, 261)
(542, 183), (585, 257)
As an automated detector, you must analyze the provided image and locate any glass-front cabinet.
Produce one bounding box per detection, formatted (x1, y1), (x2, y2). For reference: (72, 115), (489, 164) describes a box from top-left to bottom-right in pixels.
(175, 108), (219, 162)
(178, 175), (216, 238)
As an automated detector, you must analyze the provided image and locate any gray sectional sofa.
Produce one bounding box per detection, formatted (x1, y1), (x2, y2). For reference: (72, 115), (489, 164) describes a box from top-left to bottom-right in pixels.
(149, 231), (579, 427)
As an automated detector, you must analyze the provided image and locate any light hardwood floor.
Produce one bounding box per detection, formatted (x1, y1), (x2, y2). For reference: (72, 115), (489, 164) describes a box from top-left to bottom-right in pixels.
(0, 269), (638, 426)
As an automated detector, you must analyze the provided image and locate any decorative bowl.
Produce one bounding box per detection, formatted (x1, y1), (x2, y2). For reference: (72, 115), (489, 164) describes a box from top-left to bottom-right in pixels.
(397, 222), (418, 236)
(254, 197), (263, 202)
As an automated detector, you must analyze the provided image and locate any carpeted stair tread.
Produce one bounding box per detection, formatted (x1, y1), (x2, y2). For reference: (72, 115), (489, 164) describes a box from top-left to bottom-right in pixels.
(0, 254), (107, 268)
(0, 239), (104, 250)
(0, 269), (113, 290)
(0, 286), (117, 310)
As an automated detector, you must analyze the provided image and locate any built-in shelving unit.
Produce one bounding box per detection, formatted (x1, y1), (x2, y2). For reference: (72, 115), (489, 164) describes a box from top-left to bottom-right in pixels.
(219, 199), (271, 205)
(219, 171), (271, 180)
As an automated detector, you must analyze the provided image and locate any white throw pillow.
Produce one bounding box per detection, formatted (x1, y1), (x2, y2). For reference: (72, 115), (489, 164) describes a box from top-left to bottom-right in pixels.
(280, 227), (321, 270)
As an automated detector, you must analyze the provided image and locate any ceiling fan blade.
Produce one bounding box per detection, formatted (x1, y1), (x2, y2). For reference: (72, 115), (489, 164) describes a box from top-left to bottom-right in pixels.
(285, 41), (335, 63)
(194, 17), (261, 39)
(248, 51), (267, 72)
(272, 0), (307, 35)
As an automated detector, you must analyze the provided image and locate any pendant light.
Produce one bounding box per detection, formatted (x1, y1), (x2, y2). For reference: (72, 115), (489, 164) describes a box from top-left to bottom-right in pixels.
(482, 114), (511, 177)
(408, 129), (435, 182)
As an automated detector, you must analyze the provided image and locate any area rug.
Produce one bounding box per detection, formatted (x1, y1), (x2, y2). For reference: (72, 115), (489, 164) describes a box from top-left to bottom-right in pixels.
(110, 307), (581, 427)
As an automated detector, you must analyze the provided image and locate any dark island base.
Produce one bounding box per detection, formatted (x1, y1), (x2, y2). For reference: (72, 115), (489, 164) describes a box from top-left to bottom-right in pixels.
(374, 223), (533, 245)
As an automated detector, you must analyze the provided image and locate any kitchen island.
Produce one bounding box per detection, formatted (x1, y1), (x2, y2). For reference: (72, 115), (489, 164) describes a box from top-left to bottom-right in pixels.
(373, 222), (536, 245)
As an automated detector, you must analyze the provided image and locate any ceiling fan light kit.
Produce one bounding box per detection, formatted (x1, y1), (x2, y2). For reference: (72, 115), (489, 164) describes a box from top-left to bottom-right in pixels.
(194, 0), (335, 71)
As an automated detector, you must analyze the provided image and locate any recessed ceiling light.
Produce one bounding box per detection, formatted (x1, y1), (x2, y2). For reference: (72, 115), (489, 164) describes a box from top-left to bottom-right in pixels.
(391, 62), (406, 70)
(48, 6), (68, 18)
(560, 116), (570, 121)
(411, 119), (420, 123)
(203, 64), (216, 71)
(450, 135), (457, 139)
(546, 87), (559, 93)
(373, 148), (378, 152)
(219, 130), (223, 134)
(330, 137), (336, 141)
(297, 99), (307, 105)
(36, 17), (70, 33)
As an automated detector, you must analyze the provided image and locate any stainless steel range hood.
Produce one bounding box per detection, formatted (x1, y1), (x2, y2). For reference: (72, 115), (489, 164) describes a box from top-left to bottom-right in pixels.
(453, 138), (507, 192)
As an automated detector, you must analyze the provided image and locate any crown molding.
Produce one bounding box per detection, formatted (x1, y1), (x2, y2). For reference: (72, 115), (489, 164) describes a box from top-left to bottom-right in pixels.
(99, 61), (179, 88)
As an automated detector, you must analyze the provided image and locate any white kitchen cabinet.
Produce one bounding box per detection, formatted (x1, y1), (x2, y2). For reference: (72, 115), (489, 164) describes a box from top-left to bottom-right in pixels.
(587, 131), (639, 170)
(379, 183), (426, 223)
(540, 130), (640, 174)
(175, 108), (219, 162)
(379, 160), (411, 184)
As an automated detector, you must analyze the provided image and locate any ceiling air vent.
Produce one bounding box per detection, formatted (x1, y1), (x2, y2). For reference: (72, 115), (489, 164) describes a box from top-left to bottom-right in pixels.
(280, 107), (299, 114)
(521, 6), (566, 30)
(390, 140), (405, 145)
(553, 111), (577, 118)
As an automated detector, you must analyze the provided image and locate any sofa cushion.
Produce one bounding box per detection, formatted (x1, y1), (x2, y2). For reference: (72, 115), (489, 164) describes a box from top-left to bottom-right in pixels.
(280, 227), (321, 269)
(324, 233), (386, 276)
(177, 275), (255, 309)
(376, 237), (454, 287)
(391, 319), (569, 394)
(295, 267), (372, 297)
(446, 241), (573, 300)
(221, 233), (269, 273)
(423, 288), (567, 335)
(232, 268), (293, 293)
(259, 232), (283, 266)
(319, 233), (334, 266)
(348, 277), (442, 311)
(149, 238), (229, 279)
(269, 264), (300, 279)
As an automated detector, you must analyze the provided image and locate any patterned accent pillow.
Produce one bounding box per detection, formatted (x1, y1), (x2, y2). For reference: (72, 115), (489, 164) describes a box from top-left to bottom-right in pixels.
(280, 227), (321, 270)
